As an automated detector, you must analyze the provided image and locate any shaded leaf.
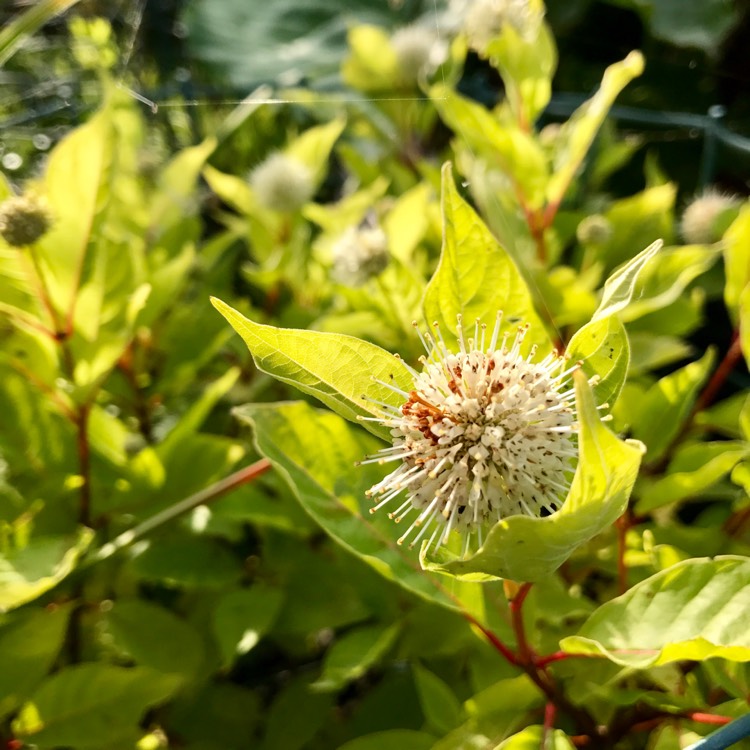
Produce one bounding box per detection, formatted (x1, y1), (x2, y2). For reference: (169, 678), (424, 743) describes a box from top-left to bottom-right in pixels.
(13, 664), (181, 747)
(213, 584), (285, 667)
(313, 623), (400, 692)
(412, 664), (463, 734)
(0, 531), (93, 612)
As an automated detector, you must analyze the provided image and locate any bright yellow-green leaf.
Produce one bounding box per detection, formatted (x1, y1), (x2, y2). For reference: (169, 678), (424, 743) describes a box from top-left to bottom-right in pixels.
(342, 25), (400, 92)
(547, 51), (644, 207)
(620, 244), (721, 323)
(631, 349), (715, 462)
(211, 298), (411, 442)
(286, 118), (346, 188)
(431, 88), (548, 207)
(592, 240), (662, 321)
(567, 313), (629, 407)
(723, 203), (750, 316)
(561, 557), (750, 668)
(637, 441), (749, 513)
(420, 371), (644, 582)
(493, 726), (575, 749)
(423, 163), (549, 352)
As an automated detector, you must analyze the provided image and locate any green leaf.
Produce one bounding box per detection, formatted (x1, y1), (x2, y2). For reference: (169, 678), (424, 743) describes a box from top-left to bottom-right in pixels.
(337, 730), (436, 750)
(430, 89), (548, 207)
(13, 664), (181, 748)
(36, 106), (114, 315)
(631, 349), (715, 462)
(493, 726), (575, 749)
(0, 531), (93, 612)
(342, 25), (400, 91)
(423, 163), (549, 351)
(619, 244), (721, 323)
(261, 674), (333, 750)
(286, 118), (346, 188)
(561, 557), (750, 668)
(234, 401), (483, 611)
(313, 623), (400, 692)
(211, 298), (412, 442)
(0, 0), (82, 67)
(104, 599), (206, 676)
(566, 314), (630, 407)
(213, 584), (285, 667)
(546, 51), (644, 207)
(131, 535), (242, 589)
(0, 604), (72, 717)
(724, 204), (750, 317)
(592, 239), (662, 321)
(600, 184), (677, 270)
(412, 664), (463, 734)
(628, 0), (739, 51)
(485, 20), (557, 125)
(420, 370), (644, 582)
(636, 441), (749, 513)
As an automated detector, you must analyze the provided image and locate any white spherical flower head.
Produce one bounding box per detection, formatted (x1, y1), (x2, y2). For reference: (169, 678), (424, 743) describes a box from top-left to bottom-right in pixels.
(680, 189), (739, 245)
(332, 222), (389, 287)
(250, 153), (314, 213)
(362, 313), (584, 558)
(391, 25), (441, 86)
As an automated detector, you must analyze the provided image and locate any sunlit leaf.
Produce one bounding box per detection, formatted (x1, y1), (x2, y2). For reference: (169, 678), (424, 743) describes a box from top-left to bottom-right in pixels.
(546, 52), (644, 207)
(493, 726), (575, 749)
(423, 163), (549, 352)
(561, 557), (750, 667)
(211, 297), (412, 442)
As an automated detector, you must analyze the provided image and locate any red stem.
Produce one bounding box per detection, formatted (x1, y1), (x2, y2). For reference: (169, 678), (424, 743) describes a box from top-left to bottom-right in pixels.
(686, 712), (733, 726)
(542, 702), (557, 749)
(464, 612), (520, 666)
(510, 582), (535, 662)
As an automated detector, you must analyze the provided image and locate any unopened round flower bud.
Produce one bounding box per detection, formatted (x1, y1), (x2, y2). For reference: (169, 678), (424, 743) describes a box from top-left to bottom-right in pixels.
(680, 190), (740, 245)
(249, 153), (314, 213)
(391, 25), (438, 86)
(0, 194), (52, 247)
(576, 214), (613, 246)
(332, 222), (389, 287)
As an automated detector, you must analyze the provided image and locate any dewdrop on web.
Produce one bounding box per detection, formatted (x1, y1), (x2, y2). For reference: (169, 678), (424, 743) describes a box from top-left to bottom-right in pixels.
(249, 152), (314, 213)
(358, 312), (606, 559)
(0, 193), (52, 248)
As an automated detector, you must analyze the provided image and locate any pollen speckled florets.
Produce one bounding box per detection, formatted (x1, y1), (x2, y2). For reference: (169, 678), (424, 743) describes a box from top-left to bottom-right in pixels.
(362, 313), (585, 558)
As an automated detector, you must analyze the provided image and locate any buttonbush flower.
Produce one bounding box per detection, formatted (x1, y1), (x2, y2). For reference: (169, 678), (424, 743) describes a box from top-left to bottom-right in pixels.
(362, 313), (586, 558)
(391, 25), (443, 86)
(250, 153), (314, 213)
(332, 218), (389, 287)
(680, 189), (739, 245)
